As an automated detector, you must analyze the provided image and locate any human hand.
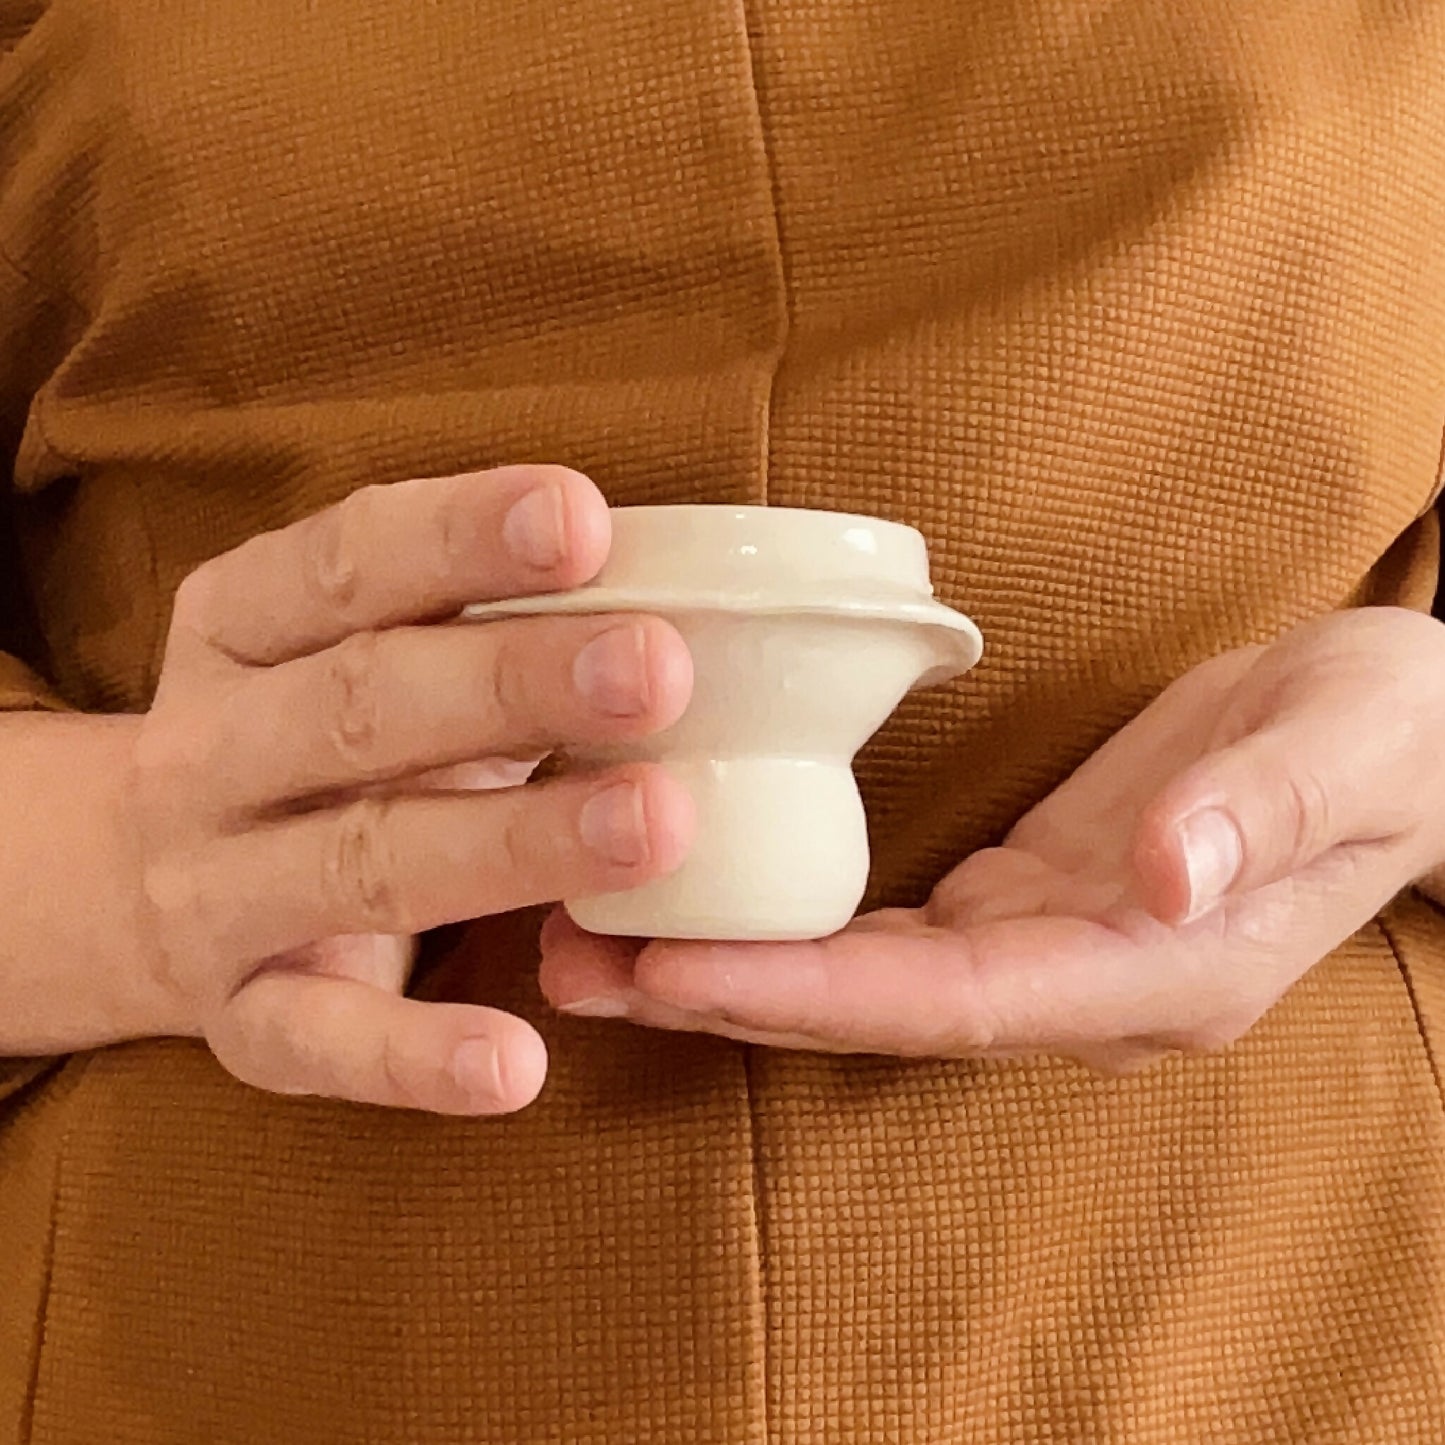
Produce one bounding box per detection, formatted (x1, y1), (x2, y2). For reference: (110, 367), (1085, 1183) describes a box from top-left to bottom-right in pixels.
(125, 465), (694, 1113)
(539, 608), (1445, 1073)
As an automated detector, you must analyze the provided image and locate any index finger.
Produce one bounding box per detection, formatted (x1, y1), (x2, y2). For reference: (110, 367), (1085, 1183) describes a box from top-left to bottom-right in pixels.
(171, 465), (610, 668)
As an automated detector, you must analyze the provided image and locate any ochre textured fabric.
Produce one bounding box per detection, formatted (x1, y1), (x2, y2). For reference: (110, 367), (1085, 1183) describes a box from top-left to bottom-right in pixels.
(3, 2), (1445, 1440)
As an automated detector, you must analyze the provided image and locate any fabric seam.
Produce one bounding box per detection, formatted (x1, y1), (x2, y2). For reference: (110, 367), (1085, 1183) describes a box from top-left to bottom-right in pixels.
(19, 1171), (59, 1445)
(19, 1051), (99, 1444)
(129, 464), (166, 700)
(735, 0), (791, 511)
(732, 4), (789, 1438)
(739, 1045), (772, 1445)
(28, 393), (166, 707)
(1378, 910), (1445, 1116)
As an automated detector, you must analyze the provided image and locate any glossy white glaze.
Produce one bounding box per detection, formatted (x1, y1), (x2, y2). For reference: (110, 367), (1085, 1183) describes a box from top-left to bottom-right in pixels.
(463, 505), (984, 940)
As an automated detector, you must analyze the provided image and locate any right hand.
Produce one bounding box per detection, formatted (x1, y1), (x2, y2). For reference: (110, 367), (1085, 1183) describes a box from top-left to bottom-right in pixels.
(123, 465), (694, 1115)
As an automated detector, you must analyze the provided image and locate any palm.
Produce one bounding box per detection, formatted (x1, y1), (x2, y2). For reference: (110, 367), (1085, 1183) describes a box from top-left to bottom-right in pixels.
(541, 611), (1445, 1069)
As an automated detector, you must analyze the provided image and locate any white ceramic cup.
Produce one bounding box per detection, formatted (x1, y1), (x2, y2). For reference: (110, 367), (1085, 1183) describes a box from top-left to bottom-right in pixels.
(463, 505), (982, 941)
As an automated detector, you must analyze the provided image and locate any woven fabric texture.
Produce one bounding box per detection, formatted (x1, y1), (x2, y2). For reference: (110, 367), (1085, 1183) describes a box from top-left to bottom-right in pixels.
(2, 1), (1445, 1440)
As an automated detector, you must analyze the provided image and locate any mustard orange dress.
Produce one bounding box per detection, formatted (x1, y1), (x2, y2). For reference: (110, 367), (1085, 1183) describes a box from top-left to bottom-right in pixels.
(3, 2), (1444, 1440)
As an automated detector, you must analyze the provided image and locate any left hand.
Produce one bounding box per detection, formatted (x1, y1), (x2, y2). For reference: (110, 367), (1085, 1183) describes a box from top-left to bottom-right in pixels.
(539, 607), (1445, 1073)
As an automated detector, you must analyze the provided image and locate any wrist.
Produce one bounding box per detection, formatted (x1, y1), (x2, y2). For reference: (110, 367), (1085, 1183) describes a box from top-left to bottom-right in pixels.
(0, 711), (191, 1054)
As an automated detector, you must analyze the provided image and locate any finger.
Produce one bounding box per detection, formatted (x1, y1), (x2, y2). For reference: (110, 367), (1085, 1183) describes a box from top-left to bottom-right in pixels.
(1133, 710), (1433, 926)
(1133, 610), (1445, 924)
(536, 914), (851, 1047)
(207, 614), (692, 813)
(635, 833), (1404, 1058)
(1004, 646), (1264, 876)
(169, 465), (610, 668)
(535, 919), (852, 1048)
(538, 908), (641, 1016)
(209, 969), (547, 1114)
(551, 956), (1179, 1063)
(627, 906), (1287, 1057)
(164, 765), (695, 962)
(609, 995), (860, 1053)
(543, 915), (1194, 1063)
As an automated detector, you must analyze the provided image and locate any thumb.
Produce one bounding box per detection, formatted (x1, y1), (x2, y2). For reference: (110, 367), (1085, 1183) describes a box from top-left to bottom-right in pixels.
(1132, 712), (1428, 926)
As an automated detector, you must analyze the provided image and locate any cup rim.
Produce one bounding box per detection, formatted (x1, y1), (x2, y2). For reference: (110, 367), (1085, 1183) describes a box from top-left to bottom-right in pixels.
(594, 502), (935, 594)
(603, 502), (925, 536)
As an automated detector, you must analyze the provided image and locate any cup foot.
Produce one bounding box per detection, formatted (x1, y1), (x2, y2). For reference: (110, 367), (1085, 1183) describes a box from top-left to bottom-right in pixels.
(564, 896), (857, 943)
(562, 755), (869, 943)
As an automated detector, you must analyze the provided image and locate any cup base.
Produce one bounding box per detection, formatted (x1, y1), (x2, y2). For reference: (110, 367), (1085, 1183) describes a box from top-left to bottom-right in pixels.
(562, 755), (870, 943)
(564, 896), (857, 944)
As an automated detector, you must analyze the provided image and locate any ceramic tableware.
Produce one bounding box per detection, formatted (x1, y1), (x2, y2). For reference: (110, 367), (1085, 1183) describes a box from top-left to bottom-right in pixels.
(463, 505), (983, 941)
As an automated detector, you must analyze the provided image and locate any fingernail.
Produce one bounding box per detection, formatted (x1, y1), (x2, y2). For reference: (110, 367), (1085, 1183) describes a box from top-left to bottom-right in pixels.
(1179, 808), (1243, 923)
(579, 782), (649, 867)
(502, 484), (567, 570)
(557, 995), (632, 1019)
(451, 1038), (506, 1108)
(574, 625), (650, 717)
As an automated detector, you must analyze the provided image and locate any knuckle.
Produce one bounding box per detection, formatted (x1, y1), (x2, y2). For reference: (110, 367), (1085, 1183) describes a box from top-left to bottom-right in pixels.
(934, 944), (1011, 1054)
(307, 489), (376, 616)
(481, 633), (536, 734)
(936, 987), (1001, 1055)
(378, 1031), (426, 1111)
(943, 1017), (999, 1056)
(321, 631), (387, 772)
(497, 804), (554, 883)
(1281, 765), (1333, 860)
(137, 703), (229, 807)
(169, 566), (215, 633)
(323, 798), (412, 933)
(130, 717), (181, 791)
(141, 856), (206, 933)
(139, 859), (220, 980)
(434, 483), (485, 581)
